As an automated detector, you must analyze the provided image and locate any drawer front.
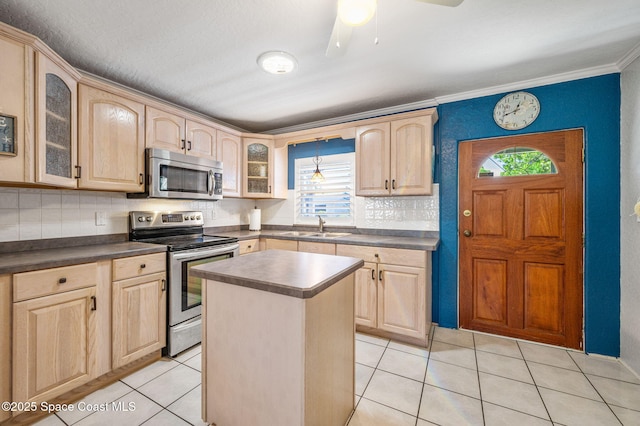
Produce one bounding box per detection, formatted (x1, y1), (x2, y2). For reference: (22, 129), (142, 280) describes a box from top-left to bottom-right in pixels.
(113, 253), (166, 281)
(377, 247), (426, 268)
(239, 239), (260, 255)
(298, 241), (336, 255)
(14, 263), (98, 302)
(336, 244), (426, 268)
(336, 244), (378, 263)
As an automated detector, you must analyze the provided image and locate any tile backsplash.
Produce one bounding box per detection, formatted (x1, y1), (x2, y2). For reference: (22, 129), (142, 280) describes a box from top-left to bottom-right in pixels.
(0, 187), (255, 242)
(260, 184), (440, 231)
(0, 184), (439, 242)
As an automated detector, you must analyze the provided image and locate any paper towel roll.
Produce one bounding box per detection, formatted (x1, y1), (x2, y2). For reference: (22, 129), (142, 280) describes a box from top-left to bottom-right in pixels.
(249, 208), (261, 231)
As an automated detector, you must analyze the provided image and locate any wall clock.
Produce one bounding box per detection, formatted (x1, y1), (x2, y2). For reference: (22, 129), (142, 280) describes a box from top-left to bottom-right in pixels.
(493, 91), (540, 130)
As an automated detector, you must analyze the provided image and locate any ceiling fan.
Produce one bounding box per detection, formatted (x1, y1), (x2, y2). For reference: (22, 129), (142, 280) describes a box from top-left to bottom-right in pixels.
(326, 0), (464, 57)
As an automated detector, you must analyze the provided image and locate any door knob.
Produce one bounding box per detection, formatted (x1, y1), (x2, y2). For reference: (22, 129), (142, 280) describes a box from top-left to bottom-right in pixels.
(463, 230), (472, 237)
(463, 210), (472, 217)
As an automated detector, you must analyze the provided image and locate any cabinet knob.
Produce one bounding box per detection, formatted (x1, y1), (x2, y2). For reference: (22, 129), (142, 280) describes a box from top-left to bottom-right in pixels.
(374, 253), (379, 258)
(463, 230), (472, 237)
(58, 277), (67, 284)
(140, 263), (146, 269)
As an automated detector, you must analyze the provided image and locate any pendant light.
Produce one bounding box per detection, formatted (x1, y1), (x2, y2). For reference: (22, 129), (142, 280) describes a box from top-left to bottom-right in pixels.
(310, 139), (326, 183)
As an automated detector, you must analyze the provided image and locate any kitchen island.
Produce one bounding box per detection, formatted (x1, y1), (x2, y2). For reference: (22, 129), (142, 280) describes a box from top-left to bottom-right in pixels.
(191, 249), (364, 426)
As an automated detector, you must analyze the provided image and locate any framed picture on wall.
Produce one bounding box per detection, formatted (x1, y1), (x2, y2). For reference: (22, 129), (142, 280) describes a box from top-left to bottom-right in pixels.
(0, 114), (17, 156)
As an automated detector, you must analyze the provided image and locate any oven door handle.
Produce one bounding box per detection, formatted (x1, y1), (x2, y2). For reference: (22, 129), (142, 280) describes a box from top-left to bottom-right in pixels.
(171, 244), (239, 261)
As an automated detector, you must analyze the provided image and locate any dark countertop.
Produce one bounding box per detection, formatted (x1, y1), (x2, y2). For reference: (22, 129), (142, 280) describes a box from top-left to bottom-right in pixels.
(212, 230), (439, 251)
(0, 242), (167, 275)
(191, 249), (364, 299)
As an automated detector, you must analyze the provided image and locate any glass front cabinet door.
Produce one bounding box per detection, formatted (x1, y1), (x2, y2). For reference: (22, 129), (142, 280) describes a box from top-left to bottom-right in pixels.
(243, 137), (274, 198)
(36, 51), (79, 187)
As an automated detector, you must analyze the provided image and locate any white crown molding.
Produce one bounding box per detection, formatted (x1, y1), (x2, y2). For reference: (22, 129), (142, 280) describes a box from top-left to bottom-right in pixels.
(266, 64), (621, 135)
(435, 63), (621, 104)
(265, 98), (439, 135)
(617, 41), (640, 71)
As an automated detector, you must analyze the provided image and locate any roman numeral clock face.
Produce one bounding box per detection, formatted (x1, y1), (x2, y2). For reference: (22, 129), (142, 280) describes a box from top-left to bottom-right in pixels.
(493, 91), (540, 130)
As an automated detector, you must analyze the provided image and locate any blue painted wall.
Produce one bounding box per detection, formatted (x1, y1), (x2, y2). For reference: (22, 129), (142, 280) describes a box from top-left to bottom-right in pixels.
(436, 74), (621, 356)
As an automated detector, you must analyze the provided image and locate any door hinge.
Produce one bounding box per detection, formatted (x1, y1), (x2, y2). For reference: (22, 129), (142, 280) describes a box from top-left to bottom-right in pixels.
(582, 147), (585, 163)
(582, 233), (585, 247)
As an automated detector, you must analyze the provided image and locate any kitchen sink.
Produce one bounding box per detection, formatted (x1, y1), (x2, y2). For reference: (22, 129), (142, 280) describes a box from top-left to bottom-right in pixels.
(277, 231), (351, 239)
(278, 231), (316, 237)
(307, 232), (351, 238)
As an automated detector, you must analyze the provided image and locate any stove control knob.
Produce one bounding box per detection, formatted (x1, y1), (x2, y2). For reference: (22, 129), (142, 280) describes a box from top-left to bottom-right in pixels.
(183, 215), (189, 221)
(190, 215), (196, 220)
(146, 216), (152, 222)
(137, 217), (144, 222)
(196, 215), (201, 220)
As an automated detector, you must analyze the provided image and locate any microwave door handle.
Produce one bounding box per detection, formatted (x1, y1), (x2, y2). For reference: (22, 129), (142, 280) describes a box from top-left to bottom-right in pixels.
(208, 170), (214, 196)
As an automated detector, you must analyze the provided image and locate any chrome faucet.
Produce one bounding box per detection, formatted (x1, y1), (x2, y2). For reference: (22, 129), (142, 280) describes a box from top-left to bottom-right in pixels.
(317, 215), (326, 233)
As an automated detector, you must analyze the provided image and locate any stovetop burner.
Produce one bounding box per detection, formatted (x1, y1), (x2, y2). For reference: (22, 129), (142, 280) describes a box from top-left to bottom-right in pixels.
(128, 211), (238, 251)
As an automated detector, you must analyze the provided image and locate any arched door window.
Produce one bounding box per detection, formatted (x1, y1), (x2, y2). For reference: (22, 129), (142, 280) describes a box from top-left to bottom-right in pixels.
(478, 147), (557, 177)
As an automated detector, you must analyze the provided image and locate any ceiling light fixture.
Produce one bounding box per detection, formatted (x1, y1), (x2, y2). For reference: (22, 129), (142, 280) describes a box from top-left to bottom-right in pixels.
(257, 51), (298, 74)
(338, 0), (377, 26)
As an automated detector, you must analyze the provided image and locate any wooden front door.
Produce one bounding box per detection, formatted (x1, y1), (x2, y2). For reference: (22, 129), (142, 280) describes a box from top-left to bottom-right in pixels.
(459, 129), (584, 349)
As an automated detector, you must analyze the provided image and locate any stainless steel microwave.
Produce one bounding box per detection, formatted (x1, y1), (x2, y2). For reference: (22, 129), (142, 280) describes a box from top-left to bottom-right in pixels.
(128, 148), (223, 200)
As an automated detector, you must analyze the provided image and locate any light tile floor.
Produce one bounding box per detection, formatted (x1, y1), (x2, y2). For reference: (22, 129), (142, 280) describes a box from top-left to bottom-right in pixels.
(33, 327), (640, 426)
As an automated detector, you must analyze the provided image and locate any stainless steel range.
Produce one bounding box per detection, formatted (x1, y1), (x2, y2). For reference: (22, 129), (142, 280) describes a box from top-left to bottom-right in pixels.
(129, 211), (239, 356)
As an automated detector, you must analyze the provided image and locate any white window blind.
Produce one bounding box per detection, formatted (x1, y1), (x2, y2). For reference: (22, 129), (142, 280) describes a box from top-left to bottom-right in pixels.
(295, 153), (355, 225)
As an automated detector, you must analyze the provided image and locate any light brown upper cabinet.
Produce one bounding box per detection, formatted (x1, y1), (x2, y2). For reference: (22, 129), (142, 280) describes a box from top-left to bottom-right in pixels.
(35, 50), (80, 188)
(146, 105), (217, 160)
(356, 114), (435, 196)
(0, 30), (34, 185)
(217, 130), (243, 197)
(242, 136), (287, 199)
(78, 84), (145, 191)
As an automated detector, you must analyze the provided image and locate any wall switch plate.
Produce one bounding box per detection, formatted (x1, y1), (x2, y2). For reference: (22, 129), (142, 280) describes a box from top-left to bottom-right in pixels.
(95, 211), (107, 226)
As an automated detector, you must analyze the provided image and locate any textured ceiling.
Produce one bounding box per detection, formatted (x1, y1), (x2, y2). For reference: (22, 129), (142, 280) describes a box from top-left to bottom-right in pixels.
(1, 0), (639, 133)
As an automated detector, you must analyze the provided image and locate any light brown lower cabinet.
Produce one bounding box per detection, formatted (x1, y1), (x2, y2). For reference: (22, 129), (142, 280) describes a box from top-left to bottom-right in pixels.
(239, 238), (260, 255)
(13, 275), (99, 405)
(112, 254), (166, 369)
(336, 244), (431, 345)
(1, 275), (12, 423)
(7, 254), (165, 416)
(353, 261), (377, 328)
(9, 261), (112, 414)
(377, 264), (427, 340)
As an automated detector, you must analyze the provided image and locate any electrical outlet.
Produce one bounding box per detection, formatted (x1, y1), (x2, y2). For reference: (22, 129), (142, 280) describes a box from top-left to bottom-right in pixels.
(95, 211), (107, 226)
